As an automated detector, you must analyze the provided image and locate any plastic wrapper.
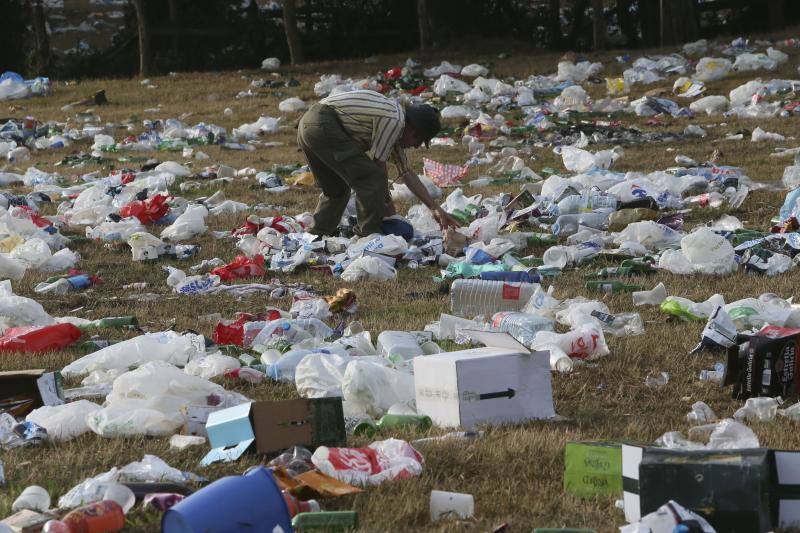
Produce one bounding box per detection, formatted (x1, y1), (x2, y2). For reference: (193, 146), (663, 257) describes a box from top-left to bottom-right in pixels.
(340, 257), (397, 282)
(311, 438), (423, 486)
(62, 331), (206, 377)
(341, 360), (415, 418)
(26, 400), (101, 441)
(184, 353), (241, 380)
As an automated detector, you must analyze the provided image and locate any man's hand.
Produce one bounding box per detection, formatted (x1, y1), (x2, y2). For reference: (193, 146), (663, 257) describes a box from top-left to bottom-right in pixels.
(433, 206), (461, 229)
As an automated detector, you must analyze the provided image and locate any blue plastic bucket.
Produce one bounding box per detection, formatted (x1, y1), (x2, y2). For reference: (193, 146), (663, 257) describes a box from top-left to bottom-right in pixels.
(162, 467), (292, 532)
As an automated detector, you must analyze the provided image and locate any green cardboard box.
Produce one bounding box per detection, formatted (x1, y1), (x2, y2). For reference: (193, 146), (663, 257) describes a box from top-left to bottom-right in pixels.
(564, 441), (622, 499)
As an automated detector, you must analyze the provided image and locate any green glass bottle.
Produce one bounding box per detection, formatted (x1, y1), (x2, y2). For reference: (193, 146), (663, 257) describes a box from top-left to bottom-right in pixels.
(585, 280), (643, 293)
(352, 414), (433, 437)
(292, 511), (358, 532)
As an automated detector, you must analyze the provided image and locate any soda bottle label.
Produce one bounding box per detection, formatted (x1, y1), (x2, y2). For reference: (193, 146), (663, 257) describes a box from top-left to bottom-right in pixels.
(502, 283), (521, 300)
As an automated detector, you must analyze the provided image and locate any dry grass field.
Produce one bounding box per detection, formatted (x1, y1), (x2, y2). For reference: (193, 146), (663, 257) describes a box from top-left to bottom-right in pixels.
(2, 32), (800, 532)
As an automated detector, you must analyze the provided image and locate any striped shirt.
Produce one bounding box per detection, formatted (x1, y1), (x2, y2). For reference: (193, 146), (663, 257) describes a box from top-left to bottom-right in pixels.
(320, 90), (414, 176)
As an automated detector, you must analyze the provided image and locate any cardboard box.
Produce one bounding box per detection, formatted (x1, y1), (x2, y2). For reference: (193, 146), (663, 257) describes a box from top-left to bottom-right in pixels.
(564, 442), (622, 499)
(640, 448), (771, 532)
(200, 397), (345, 466)
(0, 370), (63, 417)
(623, 446), (800, 531)
(621, 443), (644, 523)
(413, 331), (554, 429)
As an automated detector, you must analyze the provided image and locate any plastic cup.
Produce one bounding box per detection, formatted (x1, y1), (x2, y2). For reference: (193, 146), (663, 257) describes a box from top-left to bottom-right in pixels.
(430, 490), (474, 521)
(102, 483), (135, 514)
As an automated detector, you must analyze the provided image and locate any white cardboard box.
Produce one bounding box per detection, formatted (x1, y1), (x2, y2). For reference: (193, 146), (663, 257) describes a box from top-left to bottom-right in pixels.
(413, 333), (554, 429)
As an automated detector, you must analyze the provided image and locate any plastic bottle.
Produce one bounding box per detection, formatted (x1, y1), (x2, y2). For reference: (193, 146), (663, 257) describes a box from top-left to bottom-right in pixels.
(585, 280), (643, 294)
(43, 501), (124, 533)
(450, 279), (537, 318)
(699, 362), (725, 382)
(491, 311), (554, 346)
(542, 239), (602, 269)
(552, 212), (610, 236)
(352, 414), (433, 437)
(645, 372), (669, 388)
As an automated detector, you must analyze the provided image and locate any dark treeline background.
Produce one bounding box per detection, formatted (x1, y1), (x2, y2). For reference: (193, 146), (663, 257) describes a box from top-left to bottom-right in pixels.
(0, 0), (798, 79)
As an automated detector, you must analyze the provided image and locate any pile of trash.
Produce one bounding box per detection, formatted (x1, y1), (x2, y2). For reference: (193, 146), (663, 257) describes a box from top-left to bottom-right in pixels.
(2, 31), (800, 533)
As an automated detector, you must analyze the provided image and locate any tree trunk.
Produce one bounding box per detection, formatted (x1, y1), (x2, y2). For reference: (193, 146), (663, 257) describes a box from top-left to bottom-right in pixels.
(639, 0), (660, 47)
(132, 0), (151, 76)
(549, 0), (561, 49)
(660, 0), (698, 46)
(615, 0), (637, 47)
(767, 0), (783, 31)
(417, 0), (432, 50)
(31, 0), (51, 73)
(567, 0), (588, 49)
(283, 0), (304, 65)
(591, 0), (604, 49)
(168, 0), (179, 54)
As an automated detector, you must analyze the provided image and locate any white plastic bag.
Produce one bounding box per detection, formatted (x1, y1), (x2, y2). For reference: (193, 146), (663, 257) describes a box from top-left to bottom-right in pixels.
(160, 204), (208, 242)
(694, 57), (732, 82)
(61, 331), (206, 377)
(278, 97), (307, 112)
(341, 256), (397, 282)
(184, 353), (240, 380)
(26, 400), (101, 441)
(342, 360), (415, 418)
(295, 353), (353, 398)
(689, 95), (728, 115)
(680, 227), (736, 275)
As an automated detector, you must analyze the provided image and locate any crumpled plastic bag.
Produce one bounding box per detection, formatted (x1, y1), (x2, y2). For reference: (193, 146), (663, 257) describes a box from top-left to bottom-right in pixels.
(161, 204), (208, 242)
(184, 352), (241, 380)
(432, 74), (471, 96)
(341, 256), (397, 282)
(62, 331), (206, 377)
(211, 254), (266, 281)
(58, 454), (199, 509)
(689, 95), (728, 115)
(0, 279), (55, 332)
(278, 97), (307, 112)
(679, 227), (736, 275)
(88, 361), (248, 438)
(311, 438), (424, 486)
(26, 400), (101, 441)
(694, 57), (732, 82)
(295, 353), (353, 398)
(620, 500), (716, 533)
(341, 360), (415, 418)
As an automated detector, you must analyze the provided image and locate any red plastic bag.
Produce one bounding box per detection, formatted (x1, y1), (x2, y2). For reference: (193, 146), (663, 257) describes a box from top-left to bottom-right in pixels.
(311, 439), (424, 486)
(0, 323), (82, 354)
(120, 194), (170, 224)
(232, 216), (265, 237)
(212, 310), (281, 346)
(211, 254), (266, 282)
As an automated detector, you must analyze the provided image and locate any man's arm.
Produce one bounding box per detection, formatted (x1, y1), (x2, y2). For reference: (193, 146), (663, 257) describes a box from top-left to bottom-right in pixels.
(399, 169), (460, 229)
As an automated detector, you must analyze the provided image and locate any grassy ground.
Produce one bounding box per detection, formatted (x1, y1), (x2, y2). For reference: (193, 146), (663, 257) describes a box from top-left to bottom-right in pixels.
(2, 33), (800, 532)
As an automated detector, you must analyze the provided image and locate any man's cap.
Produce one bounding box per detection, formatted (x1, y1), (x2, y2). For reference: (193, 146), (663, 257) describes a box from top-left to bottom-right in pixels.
(405, 104), (441, 148)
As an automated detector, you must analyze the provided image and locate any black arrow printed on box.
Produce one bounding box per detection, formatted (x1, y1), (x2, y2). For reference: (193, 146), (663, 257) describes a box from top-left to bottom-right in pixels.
(479, 388), (516, 400)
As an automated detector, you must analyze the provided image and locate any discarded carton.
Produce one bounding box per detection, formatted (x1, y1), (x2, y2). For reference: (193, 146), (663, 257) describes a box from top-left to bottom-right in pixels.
(413, 331), (554, 429)
(623, 445), (800, 531)
(180, 405), (222, 437)
(200, 398), (346, 466)
(564, 442), (622, 499)
(0, 509), (53, 533)
(0, 370), (63, 417)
